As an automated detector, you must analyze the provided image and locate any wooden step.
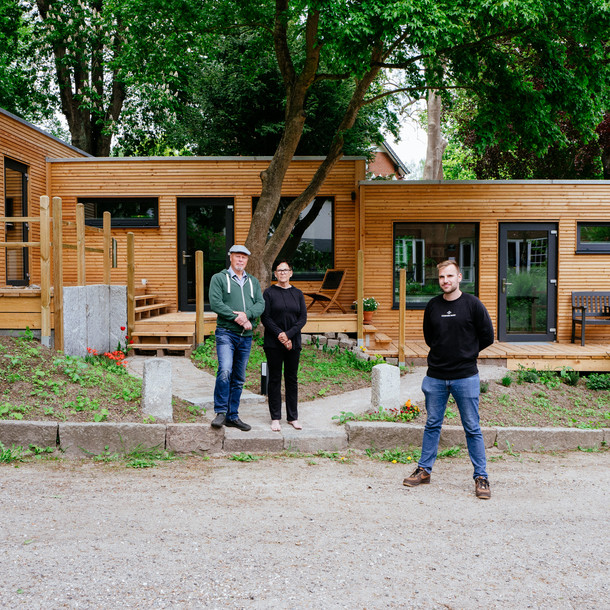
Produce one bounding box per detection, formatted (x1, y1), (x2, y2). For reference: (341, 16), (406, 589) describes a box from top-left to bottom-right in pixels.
(131, 342), (194, 357)
(135, 302), (170, 313)
(133, 322), (195, 334)
(132, 331), (195, 338)
(135, 294), (159, 304)
(134, 302), (170, 320)
(374, 332), (393, 347)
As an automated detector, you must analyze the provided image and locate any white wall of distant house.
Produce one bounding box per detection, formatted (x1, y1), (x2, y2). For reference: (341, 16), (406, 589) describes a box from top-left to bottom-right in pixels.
(386, 114), (428, 179)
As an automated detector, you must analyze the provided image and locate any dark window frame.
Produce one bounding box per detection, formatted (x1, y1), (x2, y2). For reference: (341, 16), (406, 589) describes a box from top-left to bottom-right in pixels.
(252, 195), (335, 281)
(393, 221), (480, 309)
(4, 157), (30, 286)
(79, 197), (159, 228)
(576, 222), (610, 253)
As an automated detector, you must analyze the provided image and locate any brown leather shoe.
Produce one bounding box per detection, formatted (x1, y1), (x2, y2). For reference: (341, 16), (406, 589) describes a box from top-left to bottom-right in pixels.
(475, 476), (491, 499)
(403, 466), (431, 487)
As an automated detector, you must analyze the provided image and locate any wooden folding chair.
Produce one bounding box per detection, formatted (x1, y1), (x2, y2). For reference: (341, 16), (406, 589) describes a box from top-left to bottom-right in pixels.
(304, 269), (347, 313)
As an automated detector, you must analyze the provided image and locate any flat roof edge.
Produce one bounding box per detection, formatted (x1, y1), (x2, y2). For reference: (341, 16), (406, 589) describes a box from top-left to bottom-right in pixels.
(359, 179), (610, 185)
(47, 155), (367, 163)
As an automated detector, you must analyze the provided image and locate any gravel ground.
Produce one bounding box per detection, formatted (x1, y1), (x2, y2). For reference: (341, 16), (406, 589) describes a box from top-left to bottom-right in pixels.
(0, 450), (608, 609)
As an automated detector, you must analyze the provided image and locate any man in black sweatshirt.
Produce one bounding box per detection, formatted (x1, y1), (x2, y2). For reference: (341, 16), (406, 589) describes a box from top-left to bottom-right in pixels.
(403, 260), (494, 499)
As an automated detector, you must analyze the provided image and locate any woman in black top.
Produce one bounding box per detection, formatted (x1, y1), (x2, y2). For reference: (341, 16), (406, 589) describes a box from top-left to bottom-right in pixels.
(261, 260), (307, 431)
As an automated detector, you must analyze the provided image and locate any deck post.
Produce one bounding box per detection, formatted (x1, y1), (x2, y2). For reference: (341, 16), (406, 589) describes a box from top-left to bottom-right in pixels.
(357, 249), (364, 347)
(398, 268), (406, 367)
(195, 250), (205, 345)
(127, 232), (135, 340)
(52, 197), (64, 352)
(40, 197), (51, 347)
(103, 211), (111, 284)
(76, 203), (85, 286)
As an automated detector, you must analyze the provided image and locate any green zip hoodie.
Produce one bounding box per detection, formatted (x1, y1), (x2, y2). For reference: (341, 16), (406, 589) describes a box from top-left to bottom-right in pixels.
(209, 269), (265, 336)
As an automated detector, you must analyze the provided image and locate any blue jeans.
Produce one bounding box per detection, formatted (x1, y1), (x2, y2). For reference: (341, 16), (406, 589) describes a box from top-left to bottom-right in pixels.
(419, 374), (488, 479)
(213, 327), (253, 421)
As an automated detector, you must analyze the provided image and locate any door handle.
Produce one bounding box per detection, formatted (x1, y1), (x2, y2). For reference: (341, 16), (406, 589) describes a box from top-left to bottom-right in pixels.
(501, 278), (512, 294)
(182, 251), (192, 265)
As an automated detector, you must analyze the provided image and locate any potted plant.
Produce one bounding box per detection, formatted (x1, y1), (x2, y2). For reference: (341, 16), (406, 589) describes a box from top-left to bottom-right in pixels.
(353, 297), (379, 323)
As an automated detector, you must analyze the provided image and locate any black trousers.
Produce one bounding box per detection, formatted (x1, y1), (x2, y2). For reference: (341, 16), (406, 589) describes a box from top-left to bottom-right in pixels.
(264, 347), (301, 421)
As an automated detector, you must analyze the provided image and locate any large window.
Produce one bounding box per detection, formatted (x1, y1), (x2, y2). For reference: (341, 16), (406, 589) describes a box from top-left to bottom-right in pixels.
(394, 222), (478, 308)
(79, 197), (159, 227)
(577, 222), (610, 253)
(253, 196), (334, 280)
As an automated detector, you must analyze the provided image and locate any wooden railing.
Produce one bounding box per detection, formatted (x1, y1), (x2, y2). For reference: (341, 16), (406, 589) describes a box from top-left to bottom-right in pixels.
(0, 196), (115, 350)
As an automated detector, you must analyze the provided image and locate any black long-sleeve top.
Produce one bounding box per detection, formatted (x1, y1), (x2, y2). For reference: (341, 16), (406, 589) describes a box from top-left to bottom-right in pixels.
(423, 292), (494, 380)
(261, 284), (308, 350)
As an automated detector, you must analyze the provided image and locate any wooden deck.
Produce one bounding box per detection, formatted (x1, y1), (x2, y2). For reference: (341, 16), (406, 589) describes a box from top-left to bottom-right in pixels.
(398, 340), (610, 372)
(134, 312), (610, 371)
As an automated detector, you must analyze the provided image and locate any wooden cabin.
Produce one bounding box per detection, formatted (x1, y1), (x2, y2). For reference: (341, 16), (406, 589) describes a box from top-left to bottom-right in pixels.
(2, 107), (610, 368)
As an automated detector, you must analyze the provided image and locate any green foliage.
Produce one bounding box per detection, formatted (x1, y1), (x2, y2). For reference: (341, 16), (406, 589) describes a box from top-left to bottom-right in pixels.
(90, 442), (179, 468)
(560, 367), (580, 387)
(0, 442), (53, 463)
(0, 441), (27, 463)
(228, 452), (262, 462)
(333, 400), (421, 424)
(517, 367), (540, 384)
(585, 373), (610, 391)
(192, 337), (218, 372)
(366, 447), (420, 464)
(501, 374), (513, 387)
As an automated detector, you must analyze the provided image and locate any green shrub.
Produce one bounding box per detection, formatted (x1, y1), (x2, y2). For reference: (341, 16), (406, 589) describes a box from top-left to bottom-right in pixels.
(585, 373), (610, 391)
(501, 374), (513, 387)
(560, 367), (580, 387)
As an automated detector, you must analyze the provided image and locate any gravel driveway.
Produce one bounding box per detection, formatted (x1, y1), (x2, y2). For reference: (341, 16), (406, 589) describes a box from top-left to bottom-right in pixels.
(0, 450), (608, 609)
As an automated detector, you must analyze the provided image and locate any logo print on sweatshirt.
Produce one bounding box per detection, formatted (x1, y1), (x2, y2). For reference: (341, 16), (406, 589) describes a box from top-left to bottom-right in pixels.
(441, 309), (456, 318)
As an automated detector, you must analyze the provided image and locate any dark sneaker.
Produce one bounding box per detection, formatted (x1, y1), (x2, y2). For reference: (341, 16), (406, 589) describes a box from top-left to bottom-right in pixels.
(475, 476), (491, 500)
(403, 466), (431, 487)
(225, 418), (252, 432)
(211, 413), (226, 429)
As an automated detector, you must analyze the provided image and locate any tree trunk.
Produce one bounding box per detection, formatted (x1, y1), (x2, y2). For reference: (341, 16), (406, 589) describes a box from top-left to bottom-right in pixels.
(423, 89), (447, 180)
(244, 6), (384, 290)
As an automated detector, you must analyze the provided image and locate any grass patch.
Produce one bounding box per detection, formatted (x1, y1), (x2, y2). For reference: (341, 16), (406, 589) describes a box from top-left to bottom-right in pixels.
(333, 400), (421, 424)
(0, 333), (198, 423)
(192, 335), (391, 401)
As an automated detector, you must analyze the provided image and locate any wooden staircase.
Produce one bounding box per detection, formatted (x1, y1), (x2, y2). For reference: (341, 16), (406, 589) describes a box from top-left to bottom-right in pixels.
(130, 294), (195, 356)
(134, 294), (171, 321)
(362, 324), (396, 355)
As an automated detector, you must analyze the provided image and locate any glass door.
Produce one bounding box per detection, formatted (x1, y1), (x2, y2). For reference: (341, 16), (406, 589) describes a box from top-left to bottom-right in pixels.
(498, 223), (557, 341)
(177, 198), (234, 311)
(4, 158), (29, 285)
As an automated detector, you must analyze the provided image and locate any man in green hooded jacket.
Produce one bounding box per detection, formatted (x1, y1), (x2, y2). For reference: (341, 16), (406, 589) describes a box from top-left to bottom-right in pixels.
(208, 244), (265, 431)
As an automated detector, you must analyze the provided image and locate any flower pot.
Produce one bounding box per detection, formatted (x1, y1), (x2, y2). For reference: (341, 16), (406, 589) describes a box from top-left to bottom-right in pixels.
(363, 310), (374, 323)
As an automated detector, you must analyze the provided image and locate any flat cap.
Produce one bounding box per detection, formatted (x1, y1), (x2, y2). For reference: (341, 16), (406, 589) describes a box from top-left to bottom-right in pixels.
(228, 244), (251, 256)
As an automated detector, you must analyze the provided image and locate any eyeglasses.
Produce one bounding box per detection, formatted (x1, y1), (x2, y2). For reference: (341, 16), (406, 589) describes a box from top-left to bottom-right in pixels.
(275, 268), (291, 273)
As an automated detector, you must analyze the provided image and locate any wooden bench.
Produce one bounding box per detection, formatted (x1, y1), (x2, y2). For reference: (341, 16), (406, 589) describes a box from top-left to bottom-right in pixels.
(571, 291), (610, 346)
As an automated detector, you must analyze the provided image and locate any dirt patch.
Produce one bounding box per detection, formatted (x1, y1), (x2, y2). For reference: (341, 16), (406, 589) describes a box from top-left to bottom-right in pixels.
(476, 374), (610, 429)
(0, 452), (608, 608)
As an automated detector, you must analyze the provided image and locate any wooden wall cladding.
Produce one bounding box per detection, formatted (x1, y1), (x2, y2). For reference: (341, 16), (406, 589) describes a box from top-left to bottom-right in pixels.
(48, 157), (361, 311)
(360, 181), (610, 343)
(0, 109), (88, 287)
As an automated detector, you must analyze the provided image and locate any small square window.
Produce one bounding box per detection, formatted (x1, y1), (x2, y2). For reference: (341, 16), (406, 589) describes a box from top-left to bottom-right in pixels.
(577, 222), (610, 253)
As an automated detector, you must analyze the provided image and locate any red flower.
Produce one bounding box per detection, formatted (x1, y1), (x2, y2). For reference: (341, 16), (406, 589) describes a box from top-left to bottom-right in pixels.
(120, 326), (126, 331)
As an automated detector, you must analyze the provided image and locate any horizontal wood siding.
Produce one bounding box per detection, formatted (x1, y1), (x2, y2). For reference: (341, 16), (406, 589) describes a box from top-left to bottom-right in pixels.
(0, 110), (87, 287)
(361, 182), (610, 343)
(0, 292), (54, 329)
(49, 158), (358, 310)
